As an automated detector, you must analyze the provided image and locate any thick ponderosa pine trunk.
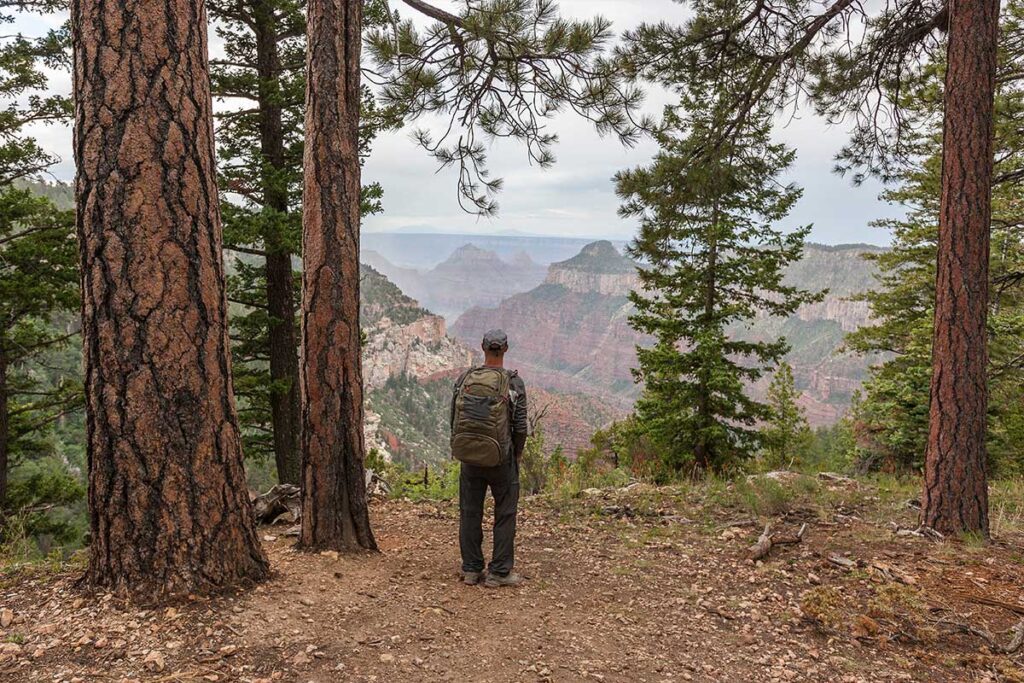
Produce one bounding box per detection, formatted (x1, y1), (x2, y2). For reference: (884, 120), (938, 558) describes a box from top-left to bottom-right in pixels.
(299, 0), (376, 550)
(254, 0), (302, 486)
(73, 0), (270, 598)
(921, 0), (1000, 536)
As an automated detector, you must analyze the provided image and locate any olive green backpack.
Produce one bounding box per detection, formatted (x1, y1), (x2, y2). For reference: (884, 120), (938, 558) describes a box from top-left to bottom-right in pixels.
(450, 366), (514, 467)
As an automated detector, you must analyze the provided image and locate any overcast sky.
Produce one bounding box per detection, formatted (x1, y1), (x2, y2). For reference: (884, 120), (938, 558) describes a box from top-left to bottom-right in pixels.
(24, 0), (904, 246)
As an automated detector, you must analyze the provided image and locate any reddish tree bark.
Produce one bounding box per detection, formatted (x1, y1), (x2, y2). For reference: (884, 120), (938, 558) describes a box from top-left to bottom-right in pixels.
(299, 0), (376, 550)
(921, 0), (1000, 536)
(73, 0), (270, 598)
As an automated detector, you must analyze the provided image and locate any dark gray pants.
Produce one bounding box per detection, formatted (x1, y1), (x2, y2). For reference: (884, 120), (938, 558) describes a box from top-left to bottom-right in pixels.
(459, 457), (519, 576)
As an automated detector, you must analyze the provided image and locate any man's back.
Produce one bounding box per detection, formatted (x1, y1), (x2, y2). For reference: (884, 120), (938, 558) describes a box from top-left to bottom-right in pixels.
(456, 329), (528, 588)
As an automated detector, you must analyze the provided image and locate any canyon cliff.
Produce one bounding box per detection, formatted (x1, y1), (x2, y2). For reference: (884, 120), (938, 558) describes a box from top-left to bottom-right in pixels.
(362, 244), (547, 320)
(453, 241), (882, 426)
(360, 264), (615, 465)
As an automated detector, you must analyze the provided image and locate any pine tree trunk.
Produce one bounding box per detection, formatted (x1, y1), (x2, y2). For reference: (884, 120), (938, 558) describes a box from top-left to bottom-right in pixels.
(73, 0), (270, 598)
(0, 347), (8, 508)
(299, 0), (376, 550)
(921, 0), (1000, 536)
(694, 201), (720, 474)
(254, 0), (302, 486)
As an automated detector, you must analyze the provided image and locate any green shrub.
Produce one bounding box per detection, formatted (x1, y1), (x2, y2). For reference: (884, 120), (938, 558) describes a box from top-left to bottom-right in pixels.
(367, 450), (460, 502)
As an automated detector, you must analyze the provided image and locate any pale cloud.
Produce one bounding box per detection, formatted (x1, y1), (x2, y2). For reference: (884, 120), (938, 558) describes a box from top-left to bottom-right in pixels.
(20, 1), (903, 246)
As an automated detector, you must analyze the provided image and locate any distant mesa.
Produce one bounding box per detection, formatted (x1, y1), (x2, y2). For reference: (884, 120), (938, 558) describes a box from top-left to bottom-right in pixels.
(553, 240), (637, 274)
(436, 243), (506, 269)
(509, 250), (539, 268)
(452, 240), (885, 427)
(359, 242), (547, 321)
(544, 240), (639, 296)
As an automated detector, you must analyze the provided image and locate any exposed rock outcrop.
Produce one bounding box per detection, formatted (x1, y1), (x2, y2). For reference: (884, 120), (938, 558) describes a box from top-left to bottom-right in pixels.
(452, 241), (646, 411)
(362, 314), (473, 391)
(453, 241), (884, 426)
(544, 240), (640, 296)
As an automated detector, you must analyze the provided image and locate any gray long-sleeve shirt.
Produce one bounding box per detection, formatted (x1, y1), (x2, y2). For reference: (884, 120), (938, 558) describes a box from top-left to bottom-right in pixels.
(508, 372), (528, 458)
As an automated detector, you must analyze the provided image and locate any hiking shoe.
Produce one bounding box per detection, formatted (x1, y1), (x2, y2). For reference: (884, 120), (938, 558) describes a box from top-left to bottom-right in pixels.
(462, 571), (483, 586)
(483, 572), (524, 588)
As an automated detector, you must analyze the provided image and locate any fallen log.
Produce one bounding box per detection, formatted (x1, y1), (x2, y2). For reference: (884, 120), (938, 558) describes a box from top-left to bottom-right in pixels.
(933, 617), (1024, 655)
(251, 469), (391, 526)
(827, 555), (858, 570)
(748, 522), (807, 561)
(963, 594), (1024, 617)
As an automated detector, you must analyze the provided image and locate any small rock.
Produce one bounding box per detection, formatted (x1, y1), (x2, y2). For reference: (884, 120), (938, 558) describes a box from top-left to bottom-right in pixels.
(0, 608), (13, 628)
(94, 637), (109, 649)
(143, 650), (166, 673)
(379, 653), (395, 664)
(0, 642), (19, 662)
(299, 597), (315, 607)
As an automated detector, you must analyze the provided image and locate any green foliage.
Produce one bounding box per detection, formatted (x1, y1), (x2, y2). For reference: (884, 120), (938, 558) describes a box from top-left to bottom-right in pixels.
(846, 11), (1024, 475)
(579, 417), (668, 483)
(0, 1), (83, 550)
(617, 62), (820, 475)
(365, 0), (647, 213)
(366, 449), (460, 502)
(519, 426), (569, 495)
(732, 476), (796, 518)
(361, 264), (432, 326)
(209, 0), (399, 470)
(804, 421), (856, 474)
(760, 363), (813, 470)
(368, 374), (453, 468)
(546, 456), (630, 501)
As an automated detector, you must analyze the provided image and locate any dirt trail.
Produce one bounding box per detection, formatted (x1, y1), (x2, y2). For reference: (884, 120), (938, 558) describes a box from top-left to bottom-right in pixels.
(1, 486), (1022, 682)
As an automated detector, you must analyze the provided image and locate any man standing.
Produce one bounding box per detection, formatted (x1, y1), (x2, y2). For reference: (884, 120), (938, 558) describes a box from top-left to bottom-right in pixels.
(450, 329), (528, 587)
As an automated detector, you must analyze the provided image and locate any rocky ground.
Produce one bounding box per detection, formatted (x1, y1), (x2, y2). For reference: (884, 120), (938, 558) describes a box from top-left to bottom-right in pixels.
(2, 474), (1023, 682)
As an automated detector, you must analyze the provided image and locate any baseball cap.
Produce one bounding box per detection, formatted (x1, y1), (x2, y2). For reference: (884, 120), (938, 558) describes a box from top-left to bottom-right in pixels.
(482, 329), (508, 350)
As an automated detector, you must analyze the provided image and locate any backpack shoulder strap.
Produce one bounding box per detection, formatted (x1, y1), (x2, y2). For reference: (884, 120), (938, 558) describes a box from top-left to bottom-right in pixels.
(453, 366), (476, 392)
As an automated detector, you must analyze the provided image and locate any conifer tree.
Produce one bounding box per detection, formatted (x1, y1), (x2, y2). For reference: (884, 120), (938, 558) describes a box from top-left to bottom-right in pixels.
(617, 85), (819, 475)
(620, 0), (1006, 533)
(846, 7), (1024, 474)
(208, 0), (395, 485)
(761, 363), (812, 471)
(0, 1), (78, 510)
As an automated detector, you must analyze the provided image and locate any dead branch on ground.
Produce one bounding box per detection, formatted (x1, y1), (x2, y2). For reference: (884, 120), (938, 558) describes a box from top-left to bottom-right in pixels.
(747, 522), (807, 561)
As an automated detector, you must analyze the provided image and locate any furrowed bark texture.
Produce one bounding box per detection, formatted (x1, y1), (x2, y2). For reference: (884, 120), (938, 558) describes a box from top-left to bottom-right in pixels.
(254, 0), (302, 486)
(922, 0), (1000, 536)
(73, 0), (270, 598)
(299, 0), (376, 550)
